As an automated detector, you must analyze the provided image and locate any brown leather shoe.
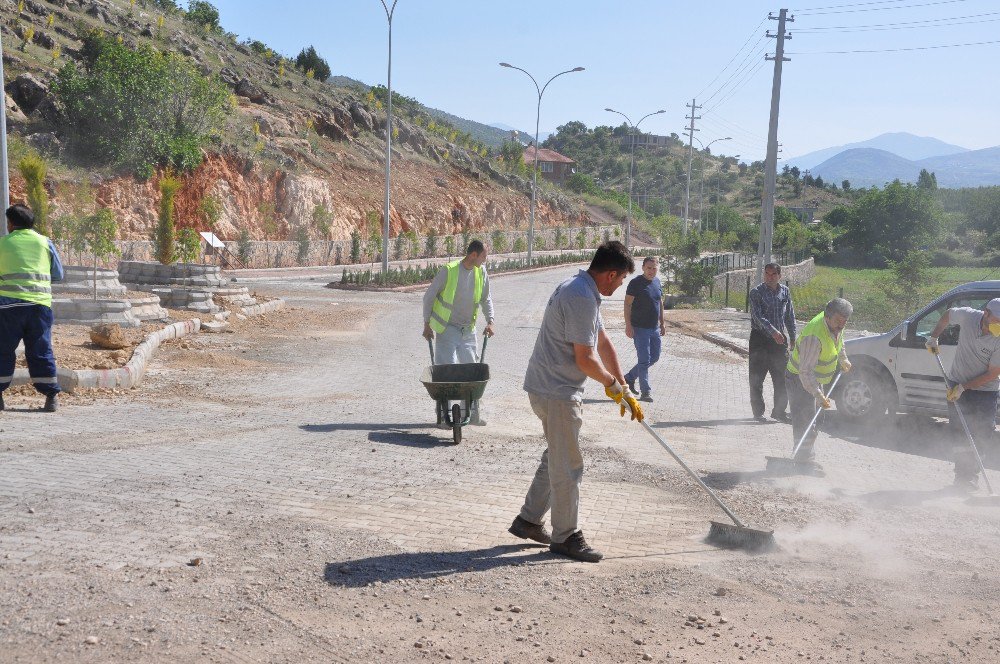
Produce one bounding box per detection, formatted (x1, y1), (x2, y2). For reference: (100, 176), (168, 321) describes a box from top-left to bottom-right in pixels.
(508, 516), (551, 544)
(550, 531), (603, 563)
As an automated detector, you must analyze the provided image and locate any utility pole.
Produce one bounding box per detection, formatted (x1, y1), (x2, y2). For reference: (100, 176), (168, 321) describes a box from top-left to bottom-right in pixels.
(682, 98), (701, 237)
(0, 29), (9, 236)
(755, 8), (792, 283)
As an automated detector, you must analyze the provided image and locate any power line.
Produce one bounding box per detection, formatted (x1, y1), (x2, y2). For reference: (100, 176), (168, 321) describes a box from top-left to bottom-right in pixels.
(796, 0), (969, 17)
(695, 15), (769, 100)
(701, 113), (768, 143)
(793, 0), (913, 11)
(701, 39), (768, 106)
(788, 37), (1000, 54)
(704, 57), (769, 114)
(794, 10), (1000, 32)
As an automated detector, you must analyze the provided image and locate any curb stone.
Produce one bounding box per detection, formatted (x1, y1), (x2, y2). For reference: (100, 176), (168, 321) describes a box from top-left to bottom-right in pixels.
(664, 319), (750, 357)
(239, 299), (286, 316)
(11, 319), (202, 394)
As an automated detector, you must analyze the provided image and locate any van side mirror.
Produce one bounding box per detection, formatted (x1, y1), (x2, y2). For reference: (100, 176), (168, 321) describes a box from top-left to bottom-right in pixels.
(900, 320), (911, 342)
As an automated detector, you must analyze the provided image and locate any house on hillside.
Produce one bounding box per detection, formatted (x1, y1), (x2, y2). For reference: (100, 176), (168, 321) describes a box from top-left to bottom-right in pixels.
(523, 147), (576, 185)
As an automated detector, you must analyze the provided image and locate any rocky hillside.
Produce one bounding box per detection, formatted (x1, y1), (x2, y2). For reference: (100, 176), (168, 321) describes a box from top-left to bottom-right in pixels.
(1, 0), (588, 243)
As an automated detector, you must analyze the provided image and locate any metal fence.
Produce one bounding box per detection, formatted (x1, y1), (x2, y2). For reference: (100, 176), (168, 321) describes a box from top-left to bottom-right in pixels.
(698, 250), (810, 277)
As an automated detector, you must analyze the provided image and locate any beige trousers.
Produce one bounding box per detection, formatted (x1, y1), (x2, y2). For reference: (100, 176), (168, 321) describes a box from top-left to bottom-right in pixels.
(519, 393), (585, 544)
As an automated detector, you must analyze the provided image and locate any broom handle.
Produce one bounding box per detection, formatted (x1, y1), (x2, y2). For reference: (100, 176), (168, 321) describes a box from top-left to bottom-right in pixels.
(640, 420), (746, 528)
(791, 372), (843, 458)
(934, 354), (995, 495)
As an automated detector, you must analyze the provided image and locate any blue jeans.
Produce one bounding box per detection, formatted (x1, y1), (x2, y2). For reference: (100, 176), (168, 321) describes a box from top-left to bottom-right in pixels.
(0, 302), (61, 396)
(625, 326), (661, 394)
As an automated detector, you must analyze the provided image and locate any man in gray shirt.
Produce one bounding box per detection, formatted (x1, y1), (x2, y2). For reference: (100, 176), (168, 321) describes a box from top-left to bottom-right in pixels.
(423, 240), (495, 425)
(926, 299), (1000, 489)
(509, 241), (644, 563)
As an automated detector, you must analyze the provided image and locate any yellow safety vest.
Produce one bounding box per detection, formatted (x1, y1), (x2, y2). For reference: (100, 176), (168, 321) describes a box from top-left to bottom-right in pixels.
(787, 311), (843, 386)
(429, 259), (484, 334)
(0, 229), (53, 307)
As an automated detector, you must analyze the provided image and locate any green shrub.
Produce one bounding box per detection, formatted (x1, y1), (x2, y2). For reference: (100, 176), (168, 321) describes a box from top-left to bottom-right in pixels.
(444, 234), (455, 256)
(237, 227), (252, 265)
(155, 173), (181, 264)
(350, 229), (362, 263)
(294, 45), (331, 82)
(18, 154), (49, 236)
(53, 32), (229, 175)
(491, 229), (507, 253)
(70, 207), (119, 299)
(295, 226), (310, 265)
(513, 236), (526, 253)
(425, 228), (438, 257)
(175, 227), (201, 263)
(393, 233), (406, 260)
(184, 1), (220, 32)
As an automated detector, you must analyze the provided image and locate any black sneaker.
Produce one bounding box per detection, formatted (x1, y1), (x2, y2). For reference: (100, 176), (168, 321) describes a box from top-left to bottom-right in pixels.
(550, 531), (603, 563)
(508, 516), (551, 545)
(43, 394), (58, 413)
(770, 411), (790, 423)
(639, 392), (653, 403)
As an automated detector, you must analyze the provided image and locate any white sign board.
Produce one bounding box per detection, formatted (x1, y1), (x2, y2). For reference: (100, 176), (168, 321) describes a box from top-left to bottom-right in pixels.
(199, 231), (225, 249)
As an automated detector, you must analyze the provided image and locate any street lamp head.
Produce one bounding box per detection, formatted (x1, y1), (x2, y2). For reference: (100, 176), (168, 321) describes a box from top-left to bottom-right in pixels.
(499, 62), (513, 68)
(604, 107), (616, 112)
(571, 67), (585, 72)
(655, 109), (666, 114)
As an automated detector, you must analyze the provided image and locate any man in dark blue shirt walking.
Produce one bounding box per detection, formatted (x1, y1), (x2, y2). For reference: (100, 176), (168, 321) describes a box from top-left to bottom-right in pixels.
(624, 257), (665, 402)
(748, 262), (797, 422)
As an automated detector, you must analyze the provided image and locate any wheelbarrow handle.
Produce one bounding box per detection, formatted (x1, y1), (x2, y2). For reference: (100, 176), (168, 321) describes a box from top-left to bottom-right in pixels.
(428, 338), (435, 365)
(480, 334), (488, 363)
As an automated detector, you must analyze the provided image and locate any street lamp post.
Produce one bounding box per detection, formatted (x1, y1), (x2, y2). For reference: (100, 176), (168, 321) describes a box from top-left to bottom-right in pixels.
(604, 108), (664, 249)
(500, 63), (584, 265)
(685, 136), (731, 235)
(378, 0), (399, 276)
(0, 29), (9, 237)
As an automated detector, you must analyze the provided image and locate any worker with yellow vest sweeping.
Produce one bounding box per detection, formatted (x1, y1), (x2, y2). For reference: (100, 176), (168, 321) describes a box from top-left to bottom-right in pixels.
(766, 298), (853, 475)
(422, 239), (495, 426)
(0, 204), (65, 413)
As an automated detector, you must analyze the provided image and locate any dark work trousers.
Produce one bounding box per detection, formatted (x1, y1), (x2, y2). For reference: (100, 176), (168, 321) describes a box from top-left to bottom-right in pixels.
(749, 328), (789, 418)
(785, 370), (822, 460)
(948, 389), (998, 481)
(0, 303), (61, 396)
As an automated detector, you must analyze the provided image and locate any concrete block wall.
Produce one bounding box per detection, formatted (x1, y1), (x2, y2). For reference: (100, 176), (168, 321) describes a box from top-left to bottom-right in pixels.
(711, 257), (815, 291)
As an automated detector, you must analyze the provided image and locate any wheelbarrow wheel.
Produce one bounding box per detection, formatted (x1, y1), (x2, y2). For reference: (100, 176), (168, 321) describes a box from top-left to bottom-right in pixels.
(452, 403), (462, 444)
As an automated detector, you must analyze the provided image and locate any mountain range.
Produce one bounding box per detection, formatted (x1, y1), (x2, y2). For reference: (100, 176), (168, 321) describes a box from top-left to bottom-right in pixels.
(787, 132), (1000, 189)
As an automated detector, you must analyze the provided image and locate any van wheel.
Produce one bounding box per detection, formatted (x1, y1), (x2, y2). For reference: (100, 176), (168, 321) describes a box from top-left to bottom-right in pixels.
(836, 368), (892, 421)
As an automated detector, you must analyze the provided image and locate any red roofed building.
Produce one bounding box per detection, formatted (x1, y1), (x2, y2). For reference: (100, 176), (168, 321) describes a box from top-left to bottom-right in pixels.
(523, 147), (576, 185)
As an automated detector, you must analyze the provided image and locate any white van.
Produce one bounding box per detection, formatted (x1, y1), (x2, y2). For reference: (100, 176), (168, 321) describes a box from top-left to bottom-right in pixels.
(836, 281), (1000, 421)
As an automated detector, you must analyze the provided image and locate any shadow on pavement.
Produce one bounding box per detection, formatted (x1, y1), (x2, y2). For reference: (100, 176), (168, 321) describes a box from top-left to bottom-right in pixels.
(298, 423), (455, 448)
(823, 413), (1000, 470)
(701, 469), (775, 490)
(323, 544), (549, 586)
(652, 417), (767, 429)
(856, 486), (959, 509)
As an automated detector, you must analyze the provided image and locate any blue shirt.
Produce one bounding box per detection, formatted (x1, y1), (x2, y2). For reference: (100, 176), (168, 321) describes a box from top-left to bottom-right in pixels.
(749, 282), (796, 342)
(626, 275), (662, 328)
(523, 270), (604, 401)
(0, 238), (64, 310)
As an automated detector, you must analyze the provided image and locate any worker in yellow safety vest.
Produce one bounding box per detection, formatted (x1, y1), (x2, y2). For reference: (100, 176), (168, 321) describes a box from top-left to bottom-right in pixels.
(422, 239), (495, 425)
(785, 297), (854, 465)
(0, 204), (65, 413)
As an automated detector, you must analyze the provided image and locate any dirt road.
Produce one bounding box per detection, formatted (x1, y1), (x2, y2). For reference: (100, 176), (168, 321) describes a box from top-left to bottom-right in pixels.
(1, 265), (998, 663)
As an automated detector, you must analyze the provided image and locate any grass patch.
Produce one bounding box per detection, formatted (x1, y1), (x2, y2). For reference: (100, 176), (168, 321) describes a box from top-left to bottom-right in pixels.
(708, 265), (997, 333)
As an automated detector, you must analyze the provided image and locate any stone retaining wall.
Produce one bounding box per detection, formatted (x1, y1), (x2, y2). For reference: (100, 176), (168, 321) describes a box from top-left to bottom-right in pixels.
(118, 261), (226, 288)
(53, 266), (128, 298)
(150, 288), (220, 314)
(52, 298), (141, 328)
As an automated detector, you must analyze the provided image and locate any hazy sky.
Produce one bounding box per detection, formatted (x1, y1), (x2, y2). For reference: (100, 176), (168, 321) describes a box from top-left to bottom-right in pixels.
(207, 0), (1000, 161)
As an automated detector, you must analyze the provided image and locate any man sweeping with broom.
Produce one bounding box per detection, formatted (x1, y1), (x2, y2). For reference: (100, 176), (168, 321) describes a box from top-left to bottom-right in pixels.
(783, 298), (854, 470)
(925, 299), (1000, 491)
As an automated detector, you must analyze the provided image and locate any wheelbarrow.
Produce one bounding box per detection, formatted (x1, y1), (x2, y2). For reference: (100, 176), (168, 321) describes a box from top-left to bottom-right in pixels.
(420, 337), (490, 444)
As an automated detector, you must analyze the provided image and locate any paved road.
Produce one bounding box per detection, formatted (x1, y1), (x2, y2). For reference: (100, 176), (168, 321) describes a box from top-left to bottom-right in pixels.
(2, 266), (999, 662)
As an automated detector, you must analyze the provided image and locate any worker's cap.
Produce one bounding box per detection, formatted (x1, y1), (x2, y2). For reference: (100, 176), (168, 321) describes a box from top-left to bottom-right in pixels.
(986, 298), (1000, 317)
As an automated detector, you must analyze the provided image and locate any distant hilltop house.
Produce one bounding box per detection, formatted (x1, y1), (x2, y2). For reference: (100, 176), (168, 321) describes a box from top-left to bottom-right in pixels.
(523, 147), (576, 185)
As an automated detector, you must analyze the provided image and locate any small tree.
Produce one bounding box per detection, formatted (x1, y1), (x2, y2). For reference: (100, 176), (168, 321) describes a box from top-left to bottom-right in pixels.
(350, 229), (362, 263)
(425, 228), (438, 257)
(576, 229), (587, 249)
(198, 194), (221, 233)
(156, 172), (181, 264)
(71, 208), (119, 299)
(312, 203), (332, 237)
(237, 227), (252, 265)
(18, 154), (50, 236)
(295, 225), (310, 265)
(184, 0), (220, 32)
(554, 227), (564, 252)
(175, 227), (201, 263)
(444, 234), (455, 257)
(513, 236), (527, 253)
(491, 229), (507, 253)
(294, 45), (331, 82)
(393, 232), (406, 260)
